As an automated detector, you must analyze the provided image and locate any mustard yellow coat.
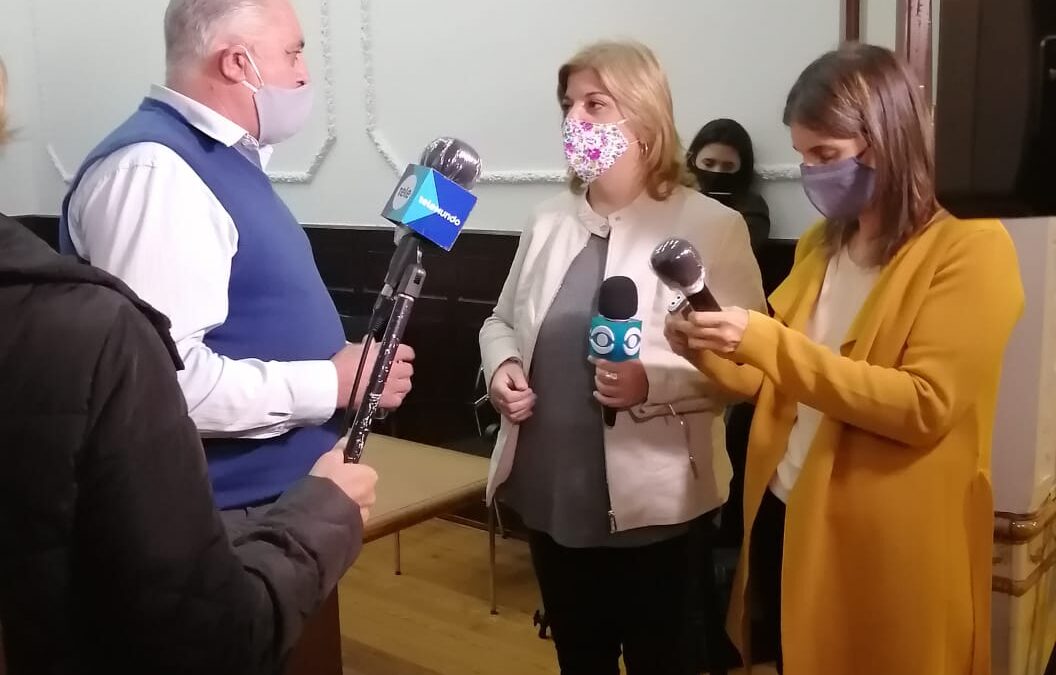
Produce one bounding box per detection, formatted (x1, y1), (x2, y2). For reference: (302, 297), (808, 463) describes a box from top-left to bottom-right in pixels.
(697, 214), (1024, 675)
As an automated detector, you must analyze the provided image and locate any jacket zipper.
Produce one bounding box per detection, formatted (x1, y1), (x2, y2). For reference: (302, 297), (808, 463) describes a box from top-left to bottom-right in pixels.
(687, 448), (700, 479)
(608, 510), (618, 534)
(669, 405), (699, 479)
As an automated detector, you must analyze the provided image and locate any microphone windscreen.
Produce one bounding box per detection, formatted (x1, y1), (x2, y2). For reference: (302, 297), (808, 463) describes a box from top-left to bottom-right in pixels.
(599, 276), (638, 321)
(650, 238), (704, 290)
(419, 137), (482, 189)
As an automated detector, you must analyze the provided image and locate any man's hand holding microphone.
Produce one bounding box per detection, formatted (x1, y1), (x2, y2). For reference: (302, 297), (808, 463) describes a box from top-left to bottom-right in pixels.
(332, 342), (416, 410)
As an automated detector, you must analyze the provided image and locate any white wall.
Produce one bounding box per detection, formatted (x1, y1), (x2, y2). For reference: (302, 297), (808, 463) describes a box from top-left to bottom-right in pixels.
(862, 0), (941, 100)
(0, 0), (42, 217)
(0, 0), (845, 238)
(992, 218), (1056, 514)
(861, 0), (899, 50)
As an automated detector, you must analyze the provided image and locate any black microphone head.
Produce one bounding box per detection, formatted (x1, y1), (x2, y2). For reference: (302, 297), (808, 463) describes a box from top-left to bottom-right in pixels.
(650, 238), (705, 291)
(419, 137), (482, 189)
(598, 276), (638, 321)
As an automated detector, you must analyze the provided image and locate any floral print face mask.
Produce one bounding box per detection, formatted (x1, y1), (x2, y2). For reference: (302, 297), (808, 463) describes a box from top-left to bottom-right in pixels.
(562, 116), (631, 184)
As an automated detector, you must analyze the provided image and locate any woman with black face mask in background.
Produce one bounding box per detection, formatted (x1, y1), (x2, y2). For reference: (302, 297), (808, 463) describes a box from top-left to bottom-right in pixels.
(687, 119), (771, 253)
(687, 120), (770, 660)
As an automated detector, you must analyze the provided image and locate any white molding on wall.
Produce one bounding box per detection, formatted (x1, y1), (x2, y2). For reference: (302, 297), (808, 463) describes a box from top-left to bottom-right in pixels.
(359, 0), (800, 184)
(361, 0), (567, 187)
(360, 0), (399, 176)
(47, 144), (74, 184)
(47, 0), (801, 186)
(266, 0), (337, 184)
(48, 0), (338, 185)
(758, 164), (801, 181)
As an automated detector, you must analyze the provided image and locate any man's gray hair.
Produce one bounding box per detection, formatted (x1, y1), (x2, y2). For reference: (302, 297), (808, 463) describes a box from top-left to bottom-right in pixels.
(164, 0), (270, 77)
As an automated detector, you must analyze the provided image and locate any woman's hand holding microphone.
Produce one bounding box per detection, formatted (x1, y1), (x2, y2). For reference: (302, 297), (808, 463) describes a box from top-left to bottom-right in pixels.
(664, 307), (750, 357)
(489, 308), (750, 427)
(489, 356), (651, 424)
(591, 358), (649, 409)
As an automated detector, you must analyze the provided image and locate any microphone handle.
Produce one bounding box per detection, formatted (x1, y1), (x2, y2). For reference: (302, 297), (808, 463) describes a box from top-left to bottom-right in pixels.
(604, 406), (617, 427)
(686, 285), (722, 312)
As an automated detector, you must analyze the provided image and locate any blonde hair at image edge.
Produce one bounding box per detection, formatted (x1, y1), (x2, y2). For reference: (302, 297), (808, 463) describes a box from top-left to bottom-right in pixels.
(0, 57), (9, 145)
(558, 40), (694, 200)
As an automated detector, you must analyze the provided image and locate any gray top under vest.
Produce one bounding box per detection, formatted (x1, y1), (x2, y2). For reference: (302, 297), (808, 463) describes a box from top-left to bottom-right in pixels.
(500, 235), (689, 548)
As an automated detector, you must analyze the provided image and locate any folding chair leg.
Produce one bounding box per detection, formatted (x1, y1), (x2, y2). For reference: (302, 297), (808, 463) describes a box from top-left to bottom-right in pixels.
(494, 503), (507, 539)
(533, 608), (550, 639)
(488, 504), (498, 615)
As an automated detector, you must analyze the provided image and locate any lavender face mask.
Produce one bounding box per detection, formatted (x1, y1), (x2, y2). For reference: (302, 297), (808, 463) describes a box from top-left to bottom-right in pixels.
(800, 156), (876, 219)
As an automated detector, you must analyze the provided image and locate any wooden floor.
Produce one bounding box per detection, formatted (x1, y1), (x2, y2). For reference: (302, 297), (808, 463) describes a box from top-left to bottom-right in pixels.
(338, 520), (777, 675)
(339, 519), (553, 674)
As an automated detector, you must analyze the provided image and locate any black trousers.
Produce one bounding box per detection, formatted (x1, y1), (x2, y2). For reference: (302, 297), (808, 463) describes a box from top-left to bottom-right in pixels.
(527, 530), (696, 675)
(749, 489), (786, 674)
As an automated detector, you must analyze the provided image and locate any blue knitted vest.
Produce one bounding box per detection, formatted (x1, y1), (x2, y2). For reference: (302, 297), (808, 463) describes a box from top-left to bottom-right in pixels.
(60, 99), (346, 509)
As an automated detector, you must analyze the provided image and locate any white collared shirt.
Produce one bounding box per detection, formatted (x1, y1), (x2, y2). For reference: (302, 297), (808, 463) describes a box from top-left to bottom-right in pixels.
(67, 85), (338, 439)
(769, 246), (880, 502)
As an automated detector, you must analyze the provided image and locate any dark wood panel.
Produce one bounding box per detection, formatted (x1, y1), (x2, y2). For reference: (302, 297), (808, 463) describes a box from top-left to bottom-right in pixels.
(897, 0), (934, 99)
(14, 216), (795, 456)
(844, 0), (862, 41)
(284, 590), (342, 675)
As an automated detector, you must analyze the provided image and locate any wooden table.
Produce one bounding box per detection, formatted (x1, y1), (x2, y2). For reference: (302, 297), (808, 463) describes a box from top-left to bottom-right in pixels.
(285, 435), (491, 675)
(359, 435), (490, 543)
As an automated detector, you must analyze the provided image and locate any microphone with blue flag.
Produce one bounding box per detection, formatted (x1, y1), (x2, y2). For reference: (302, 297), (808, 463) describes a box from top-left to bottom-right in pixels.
(590, 276), (642, 427)
(368, 139), (481, 340)
(382, 139), (480, 251)
(343, 138), (482, 463)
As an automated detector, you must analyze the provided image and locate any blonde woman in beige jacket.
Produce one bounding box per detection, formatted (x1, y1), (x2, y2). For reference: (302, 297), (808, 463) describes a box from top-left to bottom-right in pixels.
(479, 41), (765, 674)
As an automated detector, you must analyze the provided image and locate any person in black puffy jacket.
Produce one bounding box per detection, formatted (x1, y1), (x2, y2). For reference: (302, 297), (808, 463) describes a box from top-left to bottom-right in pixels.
(0, 56), (377, 675)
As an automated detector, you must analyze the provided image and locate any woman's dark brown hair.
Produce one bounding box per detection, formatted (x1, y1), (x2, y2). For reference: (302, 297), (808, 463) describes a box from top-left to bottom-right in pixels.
(784, 43), (939, 263)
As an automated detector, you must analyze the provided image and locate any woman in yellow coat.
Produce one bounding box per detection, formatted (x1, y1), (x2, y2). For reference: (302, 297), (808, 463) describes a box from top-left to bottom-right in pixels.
(666, 44), (1023, 674)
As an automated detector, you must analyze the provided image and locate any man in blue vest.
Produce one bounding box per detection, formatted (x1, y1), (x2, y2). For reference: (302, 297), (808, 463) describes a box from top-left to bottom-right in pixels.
(60, 0), (415, 511)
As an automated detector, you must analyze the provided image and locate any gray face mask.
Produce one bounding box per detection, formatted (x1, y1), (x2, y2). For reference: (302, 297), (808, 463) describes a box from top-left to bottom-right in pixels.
(800, 155), (876, 220)
(239, 48), (313, 146)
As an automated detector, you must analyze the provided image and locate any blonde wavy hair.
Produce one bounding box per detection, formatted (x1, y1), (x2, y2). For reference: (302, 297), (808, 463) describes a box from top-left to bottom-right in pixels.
(0, 57), (9, 145)
(558, 40), (693, 200)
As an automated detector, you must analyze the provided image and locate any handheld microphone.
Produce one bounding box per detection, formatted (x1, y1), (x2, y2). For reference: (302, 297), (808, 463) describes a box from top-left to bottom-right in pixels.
(345, 138), (482, 457)
(650, 238), (721, 312)
(589, 276), (642, 427)
(382, 137), (481, 251)
(370, 138), (482, 339)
